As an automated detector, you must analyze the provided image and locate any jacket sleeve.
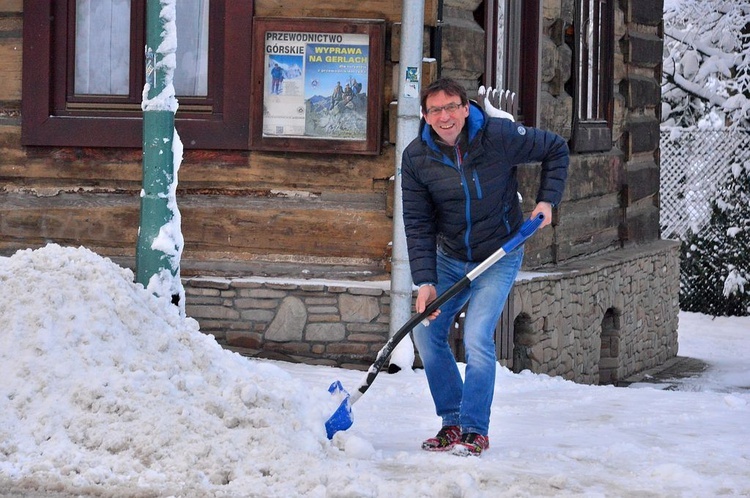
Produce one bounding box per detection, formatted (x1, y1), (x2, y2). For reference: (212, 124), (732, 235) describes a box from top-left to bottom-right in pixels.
(401, 146), (438, 286)
(499, 120), (570, 207)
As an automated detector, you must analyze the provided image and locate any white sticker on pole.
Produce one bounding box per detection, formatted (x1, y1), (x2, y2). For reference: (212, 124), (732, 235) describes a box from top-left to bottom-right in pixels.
(404, 66), (419, 98)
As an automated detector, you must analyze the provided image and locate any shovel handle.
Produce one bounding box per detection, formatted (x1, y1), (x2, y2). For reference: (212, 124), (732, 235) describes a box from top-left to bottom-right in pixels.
(349, 213), (545, 403)
(467, 213), (544, 281)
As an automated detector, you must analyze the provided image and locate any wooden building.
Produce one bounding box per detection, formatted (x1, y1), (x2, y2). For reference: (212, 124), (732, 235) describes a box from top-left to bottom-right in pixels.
(0, 0), (677, 384)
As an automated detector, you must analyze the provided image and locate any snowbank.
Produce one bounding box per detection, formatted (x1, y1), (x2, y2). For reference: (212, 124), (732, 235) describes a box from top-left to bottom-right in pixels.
(0, 245), (339, 497)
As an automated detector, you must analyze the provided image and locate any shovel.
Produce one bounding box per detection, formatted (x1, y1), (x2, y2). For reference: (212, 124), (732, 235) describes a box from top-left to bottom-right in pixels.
(325, 213), (545, 439)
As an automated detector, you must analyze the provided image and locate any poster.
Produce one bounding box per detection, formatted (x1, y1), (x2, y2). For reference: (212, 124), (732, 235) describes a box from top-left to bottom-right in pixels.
(262, 30), (370, 141)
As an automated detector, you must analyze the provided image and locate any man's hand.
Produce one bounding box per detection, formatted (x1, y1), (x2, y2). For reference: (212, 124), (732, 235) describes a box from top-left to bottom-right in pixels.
(416, 284), (441, 321)
(531, 202), (553, 228)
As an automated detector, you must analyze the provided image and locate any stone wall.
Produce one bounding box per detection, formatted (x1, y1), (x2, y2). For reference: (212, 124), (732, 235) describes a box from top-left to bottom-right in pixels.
(186, 279), (392, 370)
(510, 240), (680, 384)
(186, 240), (680, 385)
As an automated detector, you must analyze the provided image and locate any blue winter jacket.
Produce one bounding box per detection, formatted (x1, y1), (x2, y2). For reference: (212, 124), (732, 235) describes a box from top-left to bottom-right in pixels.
(401, 102), (569, 286)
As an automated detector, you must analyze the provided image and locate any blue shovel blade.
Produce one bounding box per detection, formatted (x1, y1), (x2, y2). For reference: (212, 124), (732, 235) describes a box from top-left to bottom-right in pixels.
(325, 380), (353, 439)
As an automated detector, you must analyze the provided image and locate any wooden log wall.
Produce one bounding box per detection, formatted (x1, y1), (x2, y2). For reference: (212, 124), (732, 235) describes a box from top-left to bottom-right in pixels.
(0, 0), (438, 272)
(0, 0), (666, 278)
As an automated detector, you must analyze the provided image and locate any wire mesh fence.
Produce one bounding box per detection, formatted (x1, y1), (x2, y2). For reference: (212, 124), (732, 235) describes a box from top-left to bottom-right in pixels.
(660, 128), (750, 316)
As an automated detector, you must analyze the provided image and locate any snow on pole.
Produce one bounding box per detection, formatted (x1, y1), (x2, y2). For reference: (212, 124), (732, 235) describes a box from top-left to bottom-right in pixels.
(136, 0), (185, 313)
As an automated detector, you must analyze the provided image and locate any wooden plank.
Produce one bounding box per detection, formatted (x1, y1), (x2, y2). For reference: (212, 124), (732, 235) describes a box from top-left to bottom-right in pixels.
(388, 101), (397, 144)
(621, 200), (660, 244)
(562, 152), (623, 201)
(556, 193), (622, 232)
(523, 226), (555, 267)
(556, 226), (621, 261)
(422, 59), (438, 86)
(0, 123), (21, 148)
(255, 0), (400, 21)
(0, 1), (23, 13)
(0, 148), (396, 193)
(0, 197), (141, 257)
(219, 149), (394, 190)
(388, 59), (438, 104)
(181, 204), (391, 260)
(389, 23), (433, 63)
(0, 38), (22, 101)
(255, 0), (437, 25)
(624, 160), (659, 205)
(555, 194), (623, 260)
(0, 192), (393, 262)
(0, 15), (22, 31)
(424, 0), (438, 26)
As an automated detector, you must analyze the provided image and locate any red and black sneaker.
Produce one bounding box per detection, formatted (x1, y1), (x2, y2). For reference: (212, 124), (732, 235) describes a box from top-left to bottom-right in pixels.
(451, 432), (489, 457)
(421, 425), (461, 452)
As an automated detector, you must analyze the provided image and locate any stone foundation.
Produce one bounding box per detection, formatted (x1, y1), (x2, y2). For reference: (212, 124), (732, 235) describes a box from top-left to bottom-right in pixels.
(186, 278), (392, 370)
(509, 240), (680, 384)
(185, 240), (680, 385)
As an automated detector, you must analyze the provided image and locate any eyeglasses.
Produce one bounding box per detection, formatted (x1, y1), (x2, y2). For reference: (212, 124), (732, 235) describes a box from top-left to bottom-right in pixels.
(425, 102), (464, 116)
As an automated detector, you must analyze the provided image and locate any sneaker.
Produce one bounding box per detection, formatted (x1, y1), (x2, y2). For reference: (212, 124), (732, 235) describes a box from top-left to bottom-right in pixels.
(451, 432), (489, 457)
(421, 425), (461, 452)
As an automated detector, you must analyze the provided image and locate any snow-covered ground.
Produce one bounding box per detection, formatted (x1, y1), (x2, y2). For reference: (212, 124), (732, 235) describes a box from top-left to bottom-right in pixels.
(1, 244), (748, 498)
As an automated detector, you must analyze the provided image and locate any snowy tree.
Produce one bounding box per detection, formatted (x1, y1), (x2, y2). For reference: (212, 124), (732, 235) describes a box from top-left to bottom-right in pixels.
(662, 1), (750, 316)
(679, 158), (750, 316)
(662, 1), (750, 129)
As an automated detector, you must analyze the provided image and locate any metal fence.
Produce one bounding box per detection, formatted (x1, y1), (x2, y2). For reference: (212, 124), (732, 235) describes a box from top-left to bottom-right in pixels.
(660, 128), (750, 316)
(660, 129), (750, 239)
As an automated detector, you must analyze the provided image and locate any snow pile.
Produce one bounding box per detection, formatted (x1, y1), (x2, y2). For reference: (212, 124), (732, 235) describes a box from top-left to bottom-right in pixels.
(0, 245), (339, 497)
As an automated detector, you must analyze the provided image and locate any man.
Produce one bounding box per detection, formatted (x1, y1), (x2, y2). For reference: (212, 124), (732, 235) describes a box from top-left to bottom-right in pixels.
(330, 81), (343, 109)
(271, 64), (284, 94)
(401, 78), (569, 456)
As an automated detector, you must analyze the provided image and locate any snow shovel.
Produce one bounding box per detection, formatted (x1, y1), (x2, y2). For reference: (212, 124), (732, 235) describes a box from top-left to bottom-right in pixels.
(325, 212), (545, 439)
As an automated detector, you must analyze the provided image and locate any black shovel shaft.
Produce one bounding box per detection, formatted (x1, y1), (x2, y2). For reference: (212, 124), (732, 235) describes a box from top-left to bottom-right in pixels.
(350, 275), (469, 402)
(348, 212), (545, 404)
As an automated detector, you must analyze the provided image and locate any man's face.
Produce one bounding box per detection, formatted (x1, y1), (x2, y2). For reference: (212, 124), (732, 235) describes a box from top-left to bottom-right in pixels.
(423, 90), (469, 146)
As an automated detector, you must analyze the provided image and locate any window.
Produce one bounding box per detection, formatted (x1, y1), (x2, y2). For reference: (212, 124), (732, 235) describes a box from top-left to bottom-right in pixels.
(73, 0), (208, 98)
(479, 0), (540, 126)
(22, 1), (252, 149)
(568, 0), (614, 152)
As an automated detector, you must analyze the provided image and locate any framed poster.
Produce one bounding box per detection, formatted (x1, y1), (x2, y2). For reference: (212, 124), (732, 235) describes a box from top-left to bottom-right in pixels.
(250, 18), (385, 155)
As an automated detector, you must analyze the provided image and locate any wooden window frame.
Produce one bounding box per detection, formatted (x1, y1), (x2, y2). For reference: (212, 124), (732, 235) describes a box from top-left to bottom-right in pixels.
(570, 0), (614, 153)
(21, 1), (253, 150)
(516, 0), (540, 126)
(480, 0), (540, 127)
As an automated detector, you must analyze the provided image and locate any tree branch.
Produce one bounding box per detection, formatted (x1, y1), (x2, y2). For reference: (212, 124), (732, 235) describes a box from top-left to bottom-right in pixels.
(666, 69), (727, 108)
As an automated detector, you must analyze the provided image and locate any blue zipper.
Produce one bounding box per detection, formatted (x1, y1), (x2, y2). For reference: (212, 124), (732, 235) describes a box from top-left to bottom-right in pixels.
(473, 170), (483, 199)
(455, 142), (474, 261)
(427, 141), (476, 261)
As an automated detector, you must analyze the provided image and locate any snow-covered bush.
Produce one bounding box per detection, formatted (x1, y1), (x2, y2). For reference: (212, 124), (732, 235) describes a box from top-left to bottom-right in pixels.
(679, 159), (750, 316)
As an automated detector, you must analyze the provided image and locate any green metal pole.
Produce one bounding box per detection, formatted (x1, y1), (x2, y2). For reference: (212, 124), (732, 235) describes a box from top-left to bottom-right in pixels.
(136, 0), (180, 305)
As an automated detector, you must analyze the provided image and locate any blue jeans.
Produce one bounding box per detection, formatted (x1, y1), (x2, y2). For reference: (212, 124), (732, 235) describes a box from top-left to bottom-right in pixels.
(412, 245), (524, 436)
